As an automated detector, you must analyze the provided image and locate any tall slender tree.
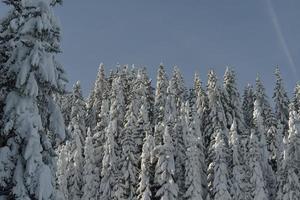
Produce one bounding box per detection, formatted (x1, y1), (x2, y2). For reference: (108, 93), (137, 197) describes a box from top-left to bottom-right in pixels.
(183, 102), (204, 200)
(293, 83), (300, 114)
(137, 134), (155, 200)
(242, 84), (255, 129)
(210, 128), (232, 200)
(276, 103), (300, 200)
(82, 128), (99, 200)
(0, 0), (67, 199)
(248, 130), (268, 200)
(253, 99), (276, 199)
(255, 76), (274, 129)
(273, 68), (289, 132)
(154, 125), (178, 200)
(154, 64), (168, 146)
(223, 68), (246, 134)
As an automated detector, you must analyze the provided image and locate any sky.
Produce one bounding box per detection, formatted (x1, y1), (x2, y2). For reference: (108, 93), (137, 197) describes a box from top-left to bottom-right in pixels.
(1, 0), (300, 97)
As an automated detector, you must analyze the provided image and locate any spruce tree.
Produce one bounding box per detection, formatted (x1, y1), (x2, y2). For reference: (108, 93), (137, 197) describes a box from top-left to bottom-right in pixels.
(137, 135), (155, 200)
(100, 76), (125, 200)
(248, 130), (268, 200)
(154, 64), (168, 145)
(87, 63), (107, 128)
(223, 68), (246, 134)
(67, 108), (85, 200)
(194, 73), (209, 135)
(118, 99), (139, 200)
(229, 119), (247, 200)
(92, 98), (110, 196)
(183, 102), (204, 200)
(205, 70), (228, 148)
(293, 83), (300, 113)
(210, 128), (232, 200)
(206, 70), (230, 198)
(242, 84), (255, 129)
(253, 99), (276, 199)
(154, 125), (178, 200)
(169, 69), (186, 198)
(273, 68), (289, 132)
(255, 76), (274, 128)
(99, 123), (118, 200)
(0, 0), (67, 199)
(276, 103), (300, 200)
(82, 128), (99, 200)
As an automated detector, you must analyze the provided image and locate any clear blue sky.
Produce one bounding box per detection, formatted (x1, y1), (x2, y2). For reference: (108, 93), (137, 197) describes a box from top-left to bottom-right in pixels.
(1, 0), (300, 97)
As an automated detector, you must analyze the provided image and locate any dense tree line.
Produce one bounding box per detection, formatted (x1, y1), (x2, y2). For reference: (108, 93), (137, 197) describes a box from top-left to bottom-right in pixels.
(57, 64), (300, 200)
(1, 1), (300, 200)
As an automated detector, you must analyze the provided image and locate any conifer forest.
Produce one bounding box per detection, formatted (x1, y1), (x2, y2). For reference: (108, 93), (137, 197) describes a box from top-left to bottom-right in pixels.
(1, 1), (300, 200)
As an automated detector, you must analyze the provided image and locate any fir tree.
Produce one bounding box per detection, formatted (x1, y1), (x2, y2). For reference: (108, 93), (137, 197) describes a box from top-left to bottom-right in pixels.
(276, 103), (300, 200)
(293, 83), (300, 113)
(229, 119), (247, 200)
(0, 0), (67, 199)
(92, 98), (110, 197)
(82, 128), (99, 200)
(154, 64), (168, 145)
(99, 123), (118, 200)
(169, 72), (186, 198)
(248, 130), (268, 200)
(253, 99), (276, 199)
(183, 102), (204, 200)
(194, 73), (209, 135)
(210, 128), (232, 200)
(87, 63), (107, 128)
(67, 113), (85, 200)
(223, 67), (246, 134)
(255, 76), (274, 128)
(118, 99), (140, 200)
(154, 125), (178, 200)
(206, 70), (230, 198)
(137, 135), (155, 200)
(242, 84), (255, 129)
(273, 68), (289, 132)
(100, 76), (125, 200)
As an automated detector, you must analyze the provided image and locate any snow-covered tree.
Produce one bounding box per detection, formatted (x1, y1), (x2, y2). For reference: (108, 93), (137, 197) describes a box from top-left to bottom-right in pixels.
(134, 68), (153, 152)
(293, 83), (300, 113)
(67, 117), (85, 200)
(242, 84), (255, 129)
(100, 76), (125, 200)
(183, 102), (204, 200)
(0, 0), (67, 199)
(253, 99), (276, 199)
(255, 76), (274, 128)
(117, 99), (140, 200)
(137, 135), (155, 200)
(276, 103), (300, 200)
(86, 63), (108, 128)
(170, 66), (187, 109)
(229, 119), (247, 200)
(205, 70), (228, 148)
(99, 123), (118, 200)
(92, 98), (110, 196)
(222, 67), (246, 134)
(56, 144), (69, 200)
(154, 64), (168, 145)
(205, 70), (230, 198)
(154, 125), (178, 200)
(209, 128), (232, 200)
(194, 73), (209, 135)
(248, 130), (268, 200)
(168, 72), (186, 198)
(273, 68), (289, 132)
(82, 128), (99, 200)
